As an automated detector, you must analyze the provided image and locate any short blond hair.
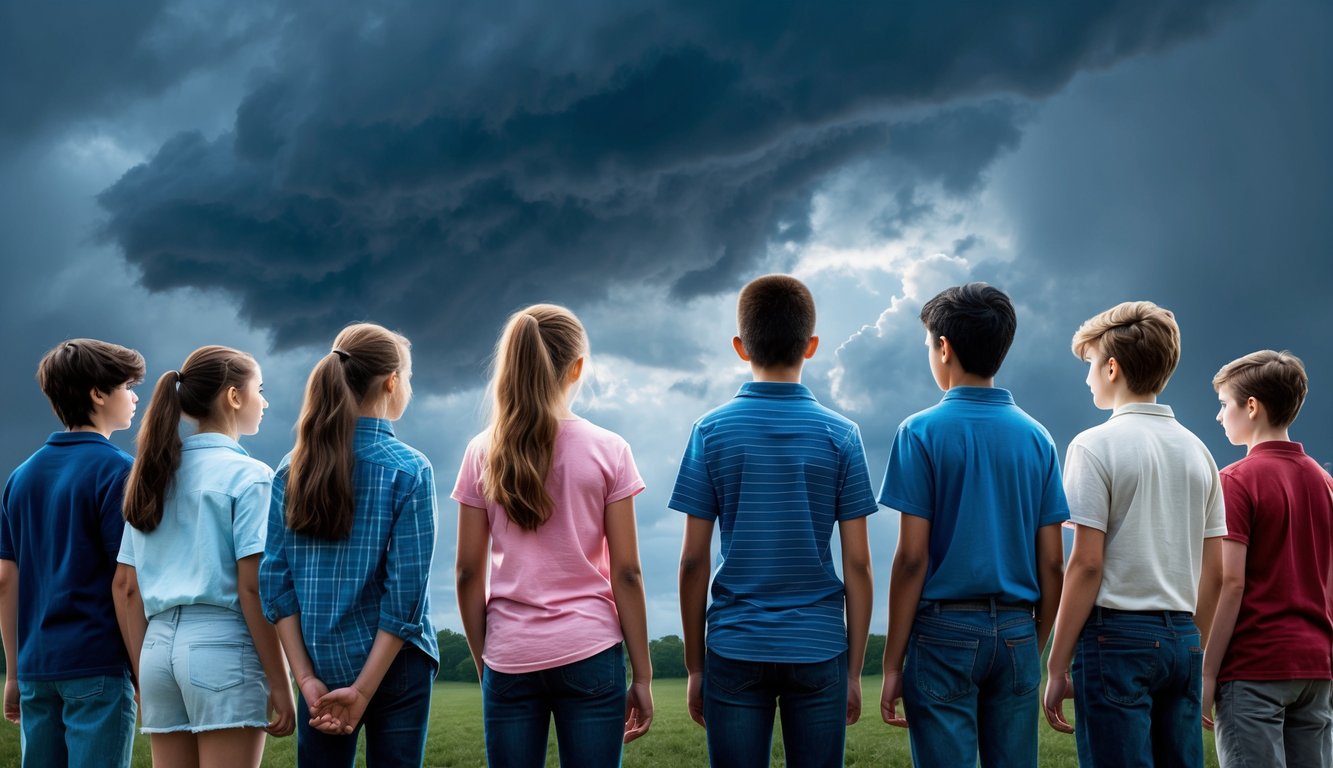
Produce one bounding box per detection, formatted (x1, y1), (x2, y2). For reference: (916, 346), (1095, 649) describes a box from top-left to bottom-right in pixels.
(1071, 301), (1180, 395)
(1213, 350), (1307, 428)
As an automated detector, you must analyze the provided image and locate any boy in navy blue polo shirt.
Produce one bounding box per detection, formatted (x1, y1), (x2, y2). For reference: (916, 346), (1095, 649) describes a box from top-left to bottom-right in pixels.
(0, 339), (144, 768)
(672, 274), (878, 768)
(877, 283), (1068, 767)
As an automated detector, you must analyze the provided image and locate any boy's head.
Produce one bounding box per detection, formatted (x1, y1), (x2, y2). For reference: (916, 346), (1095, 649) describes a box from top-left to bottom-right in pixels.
(919, 283), (1016, 379)
(736, 274), (816, 368)
(1212, 349), (1307, 428)
(37, 339), (145, 430)
(1070, 301), (1180, 396)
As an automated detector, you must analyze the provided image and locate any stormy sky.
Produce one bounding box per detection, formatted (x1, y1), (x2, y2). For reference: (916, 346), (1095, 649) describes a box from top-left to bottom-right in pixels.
(2, 0), (1330, 638)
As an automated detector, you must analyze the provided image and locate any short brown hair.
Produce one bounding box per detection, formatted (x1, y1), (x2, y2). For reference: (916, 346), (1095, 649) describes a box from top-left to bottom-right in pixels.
(737, 274), (815, 368)
(36, 339), (146, 429)
(1212, 350), (1307, 428)
(1071, 301), (1180, 395)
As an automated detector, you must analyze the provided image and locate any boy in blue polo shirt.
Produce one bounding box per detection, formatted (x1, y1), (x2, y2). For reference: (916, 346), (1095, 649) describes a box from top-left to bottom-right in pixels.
(0, 339), (145, 768)
(672, 274), (878, 768)
(878, 282), (1068, 767)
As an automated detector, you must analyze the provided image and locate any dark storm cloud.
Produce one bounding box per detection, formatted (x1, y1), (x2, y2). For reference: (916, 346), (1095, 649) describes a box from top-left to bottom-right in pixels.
(0, 1), (277, 144)
(97, 0), (1244, 390)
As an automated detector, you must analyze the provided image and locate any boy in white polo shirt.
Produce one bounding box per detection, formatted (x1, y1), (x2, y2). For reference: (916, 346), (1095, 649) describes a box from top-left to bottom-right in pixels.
(1042, 300), (1226, 767)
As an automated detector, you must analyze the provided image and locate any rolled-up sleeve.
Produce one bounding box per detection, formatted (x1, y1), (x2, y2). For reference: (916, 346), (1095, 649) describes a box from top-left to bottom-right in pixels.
(259, 468), (299, 623)
(379, 464), (437, 639)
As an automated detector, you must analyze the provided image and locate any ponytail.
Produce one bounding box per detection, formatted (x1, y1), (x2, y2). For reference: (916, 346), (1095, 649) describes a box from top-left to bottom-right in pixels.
(286, 323), (408, 539)
(483, 305), (587, 531)
(124, 346), (256, 532)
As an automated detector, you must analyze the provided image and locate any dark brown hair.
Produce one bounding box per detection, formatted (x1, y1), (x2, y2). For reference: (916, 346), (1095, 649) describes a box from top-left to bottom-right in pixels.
(1071, 301), (1180, 395)
(37, 338), (145, 429)
(286, 323), (409, 539)
(1213, 349), (1308, 428)
(124, 346), (257, 532)
(736, 274), (815, 368)
(483, 305), (587, 531)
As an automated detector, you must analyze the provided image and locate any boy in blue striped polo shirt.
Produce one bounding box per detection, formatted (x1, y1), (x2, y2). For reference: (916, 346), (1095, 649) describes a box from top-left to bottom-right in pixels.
(877, 283), (1068, 767)
(672, 274), (879, 768)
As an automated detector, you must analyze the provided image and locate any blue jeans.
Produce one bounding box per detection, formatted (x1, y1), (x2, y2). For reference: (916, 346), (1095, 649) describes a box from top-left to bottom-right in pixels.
(482, 643), (627, 768)
(1073, 607), (1204, 768)
(702, 649), (848, 768)
(18, 670), (136, 768)
(296, 644), (437, 768)
(902, 601), (1040, 768)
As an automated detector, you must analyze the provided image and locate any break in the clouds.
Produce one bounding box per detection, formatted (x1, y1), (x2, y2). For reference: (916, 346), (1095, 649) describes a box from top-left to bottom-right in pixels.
(95, 0), (1243, 391)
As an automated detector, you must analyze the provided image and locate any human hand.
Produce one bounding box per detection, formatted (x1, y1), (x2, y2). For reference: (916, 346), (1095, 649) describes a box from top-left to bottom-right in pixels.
(623, 679), (653, 743)
(686, 672), (706, 728)
(266, 682), (297, 737)
(297, 676), (329, 723)
(880, 670), (907, 727)
(1042, 671), (1075, 734)
(311, 685), (370, 735)
(1202, 674), (1216, 731)
(4, 678), (18, 724)
(846, 676), (863, 725)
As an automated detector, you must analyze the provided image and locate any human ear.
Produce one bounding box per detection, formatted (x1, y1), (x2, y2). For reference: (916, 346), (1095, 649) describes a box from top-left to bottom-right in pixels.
(1105, 357), (1118, 382)
(1246, 396), (1260, 420)
(732, 336), (751, 362)
(566, 357), (584, 384)
(803, 336), (819, 360)
(937, 336), (951, 364)
(89, 387), (107, 407)
(226, 386), (242, 410)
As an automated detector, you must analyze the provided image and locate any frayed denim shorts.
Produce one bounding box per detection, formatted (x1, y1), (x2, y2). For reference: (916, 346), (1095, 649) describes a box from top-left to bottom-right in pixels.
(138, 604), (270, 733)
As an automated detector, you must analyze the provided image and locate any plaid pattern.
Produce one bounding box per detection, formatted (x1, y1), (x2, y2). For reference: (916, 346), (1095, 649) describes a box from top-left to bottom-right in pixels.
(260, 418), (439, 687)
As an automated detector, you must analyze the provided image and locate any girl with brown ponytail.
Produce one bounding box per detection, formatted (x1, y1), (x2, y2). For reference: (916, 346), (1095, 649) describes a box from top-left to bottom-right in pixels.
(452, 304), (653, 766)
(258, 323), (439, 767)
(114, 345), (296, 767)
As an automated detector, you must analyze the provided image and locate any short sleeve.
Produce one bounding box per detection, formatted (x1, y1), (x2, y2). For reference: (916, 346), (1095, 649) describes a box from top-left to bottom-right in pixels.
(668, 422), (718, 520)
(116, 523), (136, 566)
(450, 437), (488, 509)
(836, 425), (879, 521)
(1037, 441), (1072, 528)
(0, 480), (14, 561)
(1219, 470), (1252, 545)
(1064, 440), (1111, 532)
(98, 461), (131, 557)
(607, 440), (645, 504)
(233, 479), (272, 560)
(878, 423), (935, 520)
(1201, 457), (1227, 539)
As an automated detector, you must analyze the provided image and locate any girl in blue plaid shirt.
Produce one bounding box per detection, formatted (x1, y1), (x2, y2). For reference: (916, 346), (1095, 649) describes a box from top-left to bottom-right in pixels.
(260, 323), (440, 768)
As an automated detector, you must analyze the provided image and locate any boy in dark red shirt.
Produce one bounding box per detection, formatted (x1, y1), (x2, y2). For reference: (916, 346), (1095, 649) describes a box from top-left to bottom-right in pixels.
(1205, 349), (1333, 767)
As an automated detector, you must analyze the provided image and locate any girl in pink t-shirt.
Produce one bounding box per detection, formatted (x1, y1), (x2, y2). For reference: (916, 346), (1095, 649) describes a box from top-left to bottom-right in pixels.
(452, 304), (652, 767)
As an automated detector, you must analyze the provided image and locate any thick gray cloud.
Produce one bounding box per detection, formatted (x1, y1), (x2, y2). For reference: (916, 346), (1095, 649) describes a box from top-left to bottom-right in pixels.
(96, 0), (1243, 392)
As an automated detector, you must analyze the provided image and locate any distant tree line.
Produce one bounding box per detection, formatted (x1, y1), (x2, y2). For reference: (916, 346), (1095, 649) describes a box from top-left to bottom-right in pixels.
(434, 630), (889, 682)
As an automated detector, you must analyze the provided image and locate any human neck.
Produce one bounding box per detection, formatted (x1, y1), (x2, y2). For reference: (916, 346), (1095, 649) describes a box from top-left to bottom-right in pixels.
(69, 424), (113, 439)
(751, 363), (803, 383)
(1247, 426), (1292, 452)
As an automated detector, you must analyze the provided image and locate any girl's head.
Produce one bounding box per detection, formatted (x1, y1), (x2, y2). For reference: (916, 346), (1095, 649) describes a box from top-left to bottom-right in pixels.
(124, 346), (263, 532)
(483, 304), (588, 531)
(286, 323), (411, 539)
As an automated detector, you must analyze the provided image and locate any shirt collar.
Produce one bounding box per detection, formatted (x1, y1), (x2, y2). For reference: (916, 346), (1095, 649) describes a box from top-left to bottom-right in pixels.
(355, 417), (396, 446)
(941, 386), (1015, 405)
(1248, 440), (1305, 456)
(182, 432), (249, 456)
(1110, 402), (1175, 420)
(44, 431), (113, 447)
(735, 381), (816, 401)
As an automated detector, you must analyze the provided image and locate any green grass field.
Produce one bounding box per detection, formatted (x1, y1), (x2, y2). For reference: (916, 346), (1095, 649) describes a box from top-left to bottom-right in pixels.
(0, 677), (1220, 766)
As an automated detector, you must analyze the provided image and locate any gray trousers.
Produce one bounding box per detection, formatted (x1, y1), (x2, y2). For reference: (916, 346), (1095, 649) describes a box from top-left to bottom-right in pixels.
(1216, 679), (1333, 768)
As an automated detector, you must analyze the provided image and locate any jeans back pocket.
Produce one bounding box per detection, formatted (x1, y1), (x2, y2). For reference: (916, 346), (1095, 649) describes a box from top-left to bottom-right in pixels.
(188, 643), (245, 692)
(911, 633), (980, 703)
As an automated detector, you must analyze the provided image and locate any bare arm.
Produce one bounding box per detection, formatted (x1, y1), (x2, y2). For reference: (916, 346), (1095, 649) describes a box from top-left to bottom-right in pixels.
(312, 630), (405, 734)
(455, 503), (490, 681)
(1035, 524), (1066, 652)
(1201, 539), (1246, 729)
(1042, 524), (1105, 733)
(839, 516), (873, 725)
(1194, 536), (1224, 645)
(274, 615), (328, 723)
(111, 563), (146, 685)
(679, 514), (714, 728)
(606, 495), (653, 742)
(237, 555), (295, 736)
(1, 560), (19, 723)
(881, 513), (930, 727)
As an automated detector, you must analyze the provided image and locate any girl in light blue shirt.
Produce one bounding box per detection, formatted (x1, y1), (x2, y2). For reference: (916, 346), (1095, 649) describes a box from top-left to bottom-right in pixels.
(114, 345), (295, 767)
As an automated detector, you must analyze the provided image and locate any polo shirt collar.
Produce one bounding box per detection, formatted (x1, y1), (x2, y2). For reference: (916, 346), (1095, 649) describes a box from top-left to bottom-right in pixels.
(182, 432), (249, 456)
(45, 431), (113, 447)
(735, 381), (816, 401)
(1110, 402), (1175, 420)
(941, 386), (1014, 405)
(1248, 440), (1305, 457)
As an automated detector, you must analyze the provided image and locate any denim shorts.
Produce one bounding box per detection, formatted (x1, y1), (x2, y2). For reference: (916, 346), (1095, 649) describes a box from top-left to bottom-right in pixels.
(139, 604), (269, 733)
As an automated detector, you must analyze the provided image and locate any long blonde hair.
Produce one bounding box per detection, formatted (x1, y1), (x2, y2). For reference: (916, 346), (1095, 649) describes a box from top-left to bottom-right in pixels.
(286, 323), (409, 539)
(483, 304), (587, 531)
